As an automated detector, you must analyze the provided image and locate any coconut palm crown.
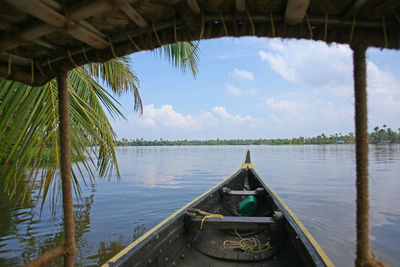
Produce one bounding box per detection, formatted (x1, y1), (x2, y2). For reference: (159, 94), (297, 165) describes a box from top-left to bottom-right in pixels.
(0, 42), (199, 210)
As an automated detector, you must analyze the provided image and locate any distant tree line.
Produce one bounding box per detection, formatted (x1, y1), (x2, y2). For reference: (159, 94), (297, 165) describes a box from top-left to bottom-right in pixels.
(116, 125), (400, 146)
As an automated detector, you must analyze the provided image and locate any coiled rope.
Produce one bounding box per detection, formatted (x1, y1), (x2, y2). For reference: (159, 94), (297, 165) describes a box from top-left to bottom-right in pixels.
(223, 229), (270, 254)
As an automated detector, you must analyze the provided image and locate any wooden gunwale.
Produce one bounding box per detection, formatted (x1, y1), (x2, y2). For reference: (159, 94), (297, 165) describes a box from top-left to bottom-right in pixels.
(251, 168), (334, 267)
(103, 169), (242, 266)
(104, 150), (333, 267)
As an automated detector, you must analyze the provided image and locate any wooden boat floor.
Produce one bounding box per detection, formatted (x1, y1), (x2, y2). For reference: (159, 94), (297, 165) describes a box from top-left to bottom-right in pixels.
(175, 236), (302, 267)
(189, 228), (283, 260)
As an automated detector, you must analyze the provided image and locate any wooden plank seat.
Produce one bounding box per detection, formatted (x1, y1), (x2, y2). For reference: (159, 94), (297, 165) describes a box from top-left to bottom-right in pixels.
(185, 214), (282, 230)
(221, 187), (265, 196)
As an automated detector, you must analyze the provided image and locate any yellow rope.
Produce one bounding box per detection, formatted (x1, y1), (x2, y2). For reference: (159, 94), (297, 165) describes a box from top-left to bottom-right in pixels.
(199, 13), (205, 40)
(47, 58), (54, 74)
(81, 47), (90, 63)
(200, 214), (223, 230)
(107, 36), (118, 58)
(7, 54), (11, 75)
(174, 18), (178, 43)
(324, 14), (328, 41)
(126, 32), (142, 51)
(223, 229), (270, 254)
(247, 10), (255, 36)
(305, 14), (313, 39)
(382, 17), (388, 48)
(349, 17), (356, 44)
(219, 12), (228, 37)
(30, 59), (34, 84)
(67, 49), (78, 68)
(152, 22), (163, 46)
(270, 13), (275, 38)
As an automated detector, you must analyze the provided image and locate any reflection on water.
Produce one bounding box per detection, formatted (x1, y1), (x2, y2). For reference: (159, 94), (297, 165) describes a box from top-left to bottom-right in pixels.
(87, 238), (125, 267)
(0, 145), (399, 266)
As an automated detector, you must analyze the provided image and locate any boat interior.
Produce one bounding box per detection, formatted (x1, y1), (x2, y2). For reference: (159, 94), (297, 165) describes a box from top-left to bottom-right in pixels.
(114, 166), (322, 267)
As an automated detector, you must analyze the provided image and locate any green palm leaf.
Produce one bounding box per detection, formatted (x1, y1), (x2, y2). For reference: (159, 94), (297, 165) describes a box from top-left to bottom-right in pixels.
(0, 42), (200, 209)
(155, 42), (200, 77)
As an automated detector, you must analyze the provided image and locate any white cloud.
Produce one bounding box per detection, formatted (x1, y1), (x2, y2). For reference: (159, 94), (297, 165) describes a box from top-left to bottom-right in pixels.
(249, 88), (258, 95)
(367, 62), (400, 124)
(264, 95), (354, 128)
(259, 50), (297, 82)
(111, 38), (400, 140)
(142, 104), (200, 129)
(112, 104), (259, 140)
(211, 106), (253, 124)
(232, 68), (254, 81)
(225, 84), (242, 96)
(259, 39), (400, 130)
(368, 62), (400, 95)
(259, 39), (352, 87)
(265, 98), (302, 111)
(265, 98), (308, 122)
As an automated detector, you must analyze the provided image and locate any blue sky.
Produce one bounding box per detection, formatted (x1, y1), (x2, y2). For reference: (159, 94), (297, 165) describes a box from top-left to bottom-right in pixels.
(111, 37), (400, 140)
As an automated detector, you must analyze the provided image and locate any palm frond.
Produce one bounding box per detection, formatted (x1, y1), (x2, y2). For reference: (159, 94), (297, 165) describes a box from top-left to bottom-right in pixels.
(83, 57), (142, 113)
(0, 69), (122, 210)
(0, 43), (201, 210)
(154, 41), (200, 77)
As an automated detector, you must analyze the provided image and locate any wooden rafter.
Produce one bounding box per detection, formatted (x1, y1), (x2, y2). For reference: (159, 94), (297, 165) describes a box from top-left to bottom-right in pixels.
(354, 0), (369, 12)
(284, 0), (310, 25)
(35, 39), (57, 50)
(0, 9), (398, 86)
(187, 0), (200, 13)
(120, 2), (148, 28)
(0, 53), (30, 66)
(40, 0), (106, 38)
(7, 0), (109, 49)
(0, 0), (137, 53)
(347, 0), (369, 17)
(235, 0), (246, 12)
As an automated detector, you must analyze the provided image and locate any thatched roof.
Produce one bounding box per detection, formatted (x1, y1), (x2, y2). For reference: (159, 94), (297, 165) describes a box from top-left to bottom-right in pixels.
(1, 0), (400, 86)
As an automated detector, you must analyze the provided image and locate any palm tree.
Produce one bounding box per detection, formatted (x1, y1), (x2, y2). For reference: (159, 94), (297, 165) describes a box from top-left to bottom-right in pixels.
(1, 42), (199, 266)
(0, 42), (199, 209)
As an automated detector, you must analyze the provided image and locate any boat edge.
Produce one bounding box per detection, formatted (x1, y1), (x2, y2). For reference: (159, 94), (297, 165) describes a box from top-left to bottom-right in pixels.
(251, 168), (334, 267)
(102, 168), (242, 267)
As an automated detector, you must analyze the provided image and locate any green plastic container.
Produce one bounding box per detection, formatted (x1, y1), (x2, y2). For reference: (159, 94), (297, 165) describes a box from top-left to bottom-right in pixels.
(238, 195), (257, 215)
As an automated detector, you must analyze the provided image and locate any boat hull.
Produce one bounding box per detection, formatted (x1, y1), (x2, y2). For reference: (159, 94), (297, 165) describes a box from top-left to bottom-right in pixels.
(104, 152), (333, 267)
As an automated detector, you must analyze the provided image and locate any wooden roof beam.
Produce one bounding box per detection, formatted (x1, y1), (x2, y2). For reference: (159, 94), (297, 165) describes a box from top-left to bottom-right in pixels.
(1, 0), (139, 53)
(284, 0), (310, 25)
(0, 53), (30, 66)
(347, 0), (368, 17)
(40, 0), (106, 38)
(187, 0), (200, 14)
(8, 0), (109, 49)
(120, 2), (148, 28)
(235, 0), (246, 12)
(35, 39), (57, 50)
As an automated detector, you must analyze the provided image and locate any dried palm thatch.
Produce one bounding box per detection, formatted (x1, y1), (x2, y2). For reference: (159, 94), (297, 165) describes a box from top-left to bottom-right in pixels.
(0, 0), (400, 85)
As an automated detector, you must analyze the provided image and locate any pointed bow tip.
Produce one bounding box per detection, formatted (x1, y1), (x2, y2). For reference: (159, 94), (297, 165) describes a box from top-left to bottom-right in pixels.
(241, 150), (253, 169)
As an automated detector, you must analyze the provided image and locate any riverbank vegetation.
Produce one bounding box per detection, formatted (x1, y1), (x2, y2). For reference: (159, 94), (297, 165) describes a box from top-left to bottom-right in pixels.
(116, 125), (400, 146)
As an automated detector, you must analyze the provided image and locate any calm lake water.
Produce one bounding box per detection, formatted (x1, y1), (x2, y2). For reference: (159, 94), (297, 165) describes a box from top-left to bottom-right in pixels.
(0, 145), (399, 266)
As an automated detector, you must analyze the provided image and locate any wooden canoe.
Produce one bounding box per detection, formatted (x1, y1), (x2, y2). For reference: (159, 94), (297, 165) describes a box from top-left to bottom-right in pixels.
(104, 150), (333, 267)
